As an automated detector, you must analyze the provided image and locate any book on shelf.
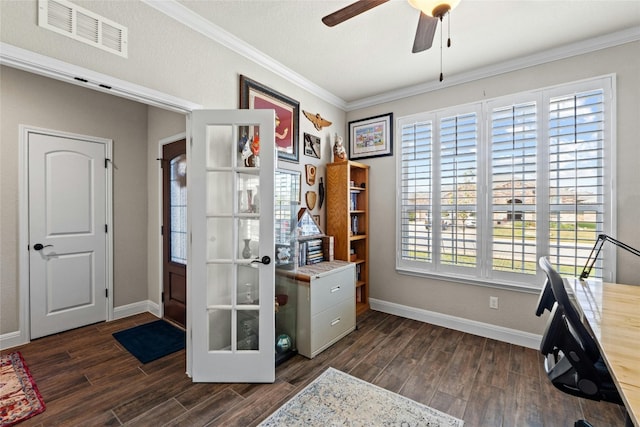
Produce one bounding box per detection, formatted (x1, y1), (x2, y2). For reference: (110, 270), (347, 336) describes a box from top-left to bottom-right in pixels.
(298, 238), (327, 266)
(322, 235), (334, 261)
(350, 190), (359, 211)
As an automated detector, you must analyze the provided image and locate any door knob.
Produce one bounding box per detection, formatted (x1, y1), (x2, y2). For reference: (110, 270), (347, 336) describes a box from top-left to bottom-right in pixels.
(251, 256), (271, 265)
(33, 243), (53, 251)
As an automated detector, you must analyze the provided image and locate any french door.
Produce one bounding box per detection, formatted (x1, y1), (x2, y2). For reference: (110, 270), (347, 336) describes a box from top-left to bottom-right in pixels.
(188, 109), (276, 382)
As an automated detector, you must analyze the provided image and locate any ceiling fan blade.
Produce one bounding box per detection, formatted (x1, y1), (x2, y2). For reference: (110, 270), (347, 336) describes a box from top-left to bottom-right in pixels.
(322, 0), (389, 27)
(412, 12), (438, 53)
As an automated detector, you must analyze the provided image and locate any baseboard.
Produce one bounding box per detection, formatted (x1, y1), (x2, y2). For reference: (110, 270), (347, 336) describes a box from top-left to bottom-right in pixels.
(1, 300), (161, 350)
(0, 330), (27, 351)
(369, 298), (541, 350)
(113, 300), (161, 319)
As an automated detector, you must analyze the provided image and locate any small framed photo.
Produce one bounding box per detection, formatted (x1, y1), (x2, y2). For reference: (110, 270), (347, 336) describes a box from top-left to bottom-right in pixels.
(303, 133), (321, 159)
(240, 75), (300, 163)
(348, 113), (393, 160)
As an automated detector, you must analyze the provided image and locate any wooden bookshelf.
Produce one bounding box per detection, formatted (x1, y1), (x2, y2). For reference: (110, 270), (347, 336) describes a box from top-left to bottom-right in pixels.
(326, 160), (369, 316)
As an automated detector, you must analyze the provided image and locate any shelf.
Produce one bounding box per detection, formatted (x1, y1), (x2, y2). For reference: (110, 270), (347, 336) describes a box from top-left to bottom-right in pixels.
(327, 160), (369, 318)
(356, 301), (369, 316)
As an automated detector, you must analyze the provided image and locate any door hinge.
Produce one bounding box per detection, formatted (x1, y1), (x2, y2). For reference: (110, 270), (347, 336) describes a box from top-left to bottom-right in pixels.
(161, 225), (164, 236)
(105, 224), (108, 233)
(104, 158), (112, 168)
(105, 288), (109, 298)
(161, 292), (164, 303)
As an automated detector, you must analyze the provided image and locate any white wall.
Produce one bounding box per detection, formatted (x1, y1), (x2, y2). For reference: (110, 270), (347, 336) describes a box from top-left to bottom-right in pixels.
(347, 42), (640, 335)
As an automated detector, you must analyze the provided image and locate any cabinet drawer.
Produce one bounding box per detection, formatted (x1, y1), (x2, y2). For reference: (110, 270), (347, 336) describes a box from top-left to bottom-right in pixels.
(310, 266), (355, 315)
(311, 299), (355, 354)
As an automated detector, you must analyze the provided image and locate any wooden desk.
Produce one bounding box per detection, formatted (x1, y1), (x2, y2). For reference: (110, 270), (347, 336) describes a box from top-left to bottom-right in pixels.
(566, 277), (640, 426)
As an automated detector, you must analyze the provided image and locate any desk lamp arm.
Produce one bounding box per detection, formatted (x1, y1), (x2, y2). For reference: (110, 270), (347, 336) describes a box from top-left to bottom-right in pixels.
(580, 234), (640, 279)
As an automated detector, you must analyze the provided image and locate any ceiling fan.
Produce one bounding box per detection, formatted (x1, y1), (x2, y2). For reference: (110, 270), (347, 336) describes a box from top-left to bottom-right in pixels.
(322, 0), (461, 54)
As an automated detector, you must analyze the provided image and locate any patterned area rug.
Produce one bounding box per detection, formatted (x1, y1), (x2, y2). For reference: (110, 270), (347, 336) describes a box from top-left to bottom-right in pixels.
(0, 352), (45, 426)
(259, 367), (464, 426)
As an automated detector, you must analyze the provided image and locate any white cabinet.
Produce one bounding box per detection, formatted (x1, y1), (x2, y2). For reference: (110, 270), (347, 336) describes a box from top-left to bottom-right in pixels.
(295, 261), (356, 359)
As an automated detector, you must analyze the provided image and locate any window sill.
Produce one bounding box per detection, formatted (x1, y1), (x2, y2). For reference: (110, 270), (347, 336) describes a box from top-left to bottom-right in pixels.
(395, 266), (541, 294)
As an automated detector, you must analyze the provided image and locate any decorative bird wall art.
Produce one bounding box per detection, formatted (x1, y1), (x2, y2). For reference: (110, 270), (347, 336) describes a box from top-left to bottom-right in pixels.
(303, 110), (332, 131)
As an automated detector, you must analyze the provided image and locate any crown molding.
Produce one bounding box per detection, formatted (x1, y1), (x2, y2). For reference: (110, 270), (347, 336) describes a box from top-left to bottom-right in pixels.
(346, 26), (640, 111)
(141, 0), (347, 110)
(0, 42), (201, 113)
(3, 3), (637, 115)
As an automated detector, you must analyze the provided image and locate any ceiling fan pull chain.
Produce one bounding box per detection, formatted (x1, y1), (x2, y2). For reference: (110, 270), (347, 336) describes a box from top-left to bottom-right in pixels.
(447, 12), (452, 48)
(439, 15), (444, 82)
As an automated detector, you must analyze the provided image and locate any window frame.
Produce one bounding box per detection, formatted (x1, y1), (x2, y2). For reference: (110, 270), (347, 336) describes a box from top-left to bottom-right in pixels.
(396, 75), (616, 290)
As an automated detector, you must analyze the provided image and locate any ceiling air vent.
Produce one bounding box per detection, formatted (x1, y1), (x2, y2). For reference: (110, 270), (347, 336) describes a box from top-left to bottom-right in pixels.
(38, 0), (128, 58)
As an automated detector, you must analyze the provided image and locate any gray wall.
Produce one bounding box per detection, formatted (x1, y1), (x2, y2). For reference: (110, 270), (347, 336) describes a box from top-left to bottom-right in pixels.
(1, 0), (637, 340)
(146, 107), (187, 305)
(348, 42), (640, 335)
(0, 66), (152, 331)
(0, 0), (345, 337)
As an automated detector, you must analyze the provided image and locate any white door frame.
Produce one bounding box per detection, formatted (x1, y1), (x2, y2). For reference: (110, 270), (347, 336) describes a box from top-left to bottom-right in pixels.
(157, 132), (187, 321)
(18, 125), (114, 343)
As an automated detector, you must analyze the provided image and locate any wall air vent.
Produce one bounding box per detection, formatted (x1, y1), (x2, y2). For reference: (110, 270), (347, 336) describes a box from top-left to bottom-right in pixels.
(38, 0), (128, 58)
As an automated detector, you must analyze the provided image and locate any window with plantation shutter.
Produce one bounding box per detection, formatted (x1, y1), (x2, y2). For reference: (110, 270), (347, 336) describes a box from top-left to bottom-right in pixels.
(440, 113), (478, 268)
(396, 76), (614, 289)
(399, 120), (433, 264)
(548, 89), (605, 278)
(490, 102), (538, 275)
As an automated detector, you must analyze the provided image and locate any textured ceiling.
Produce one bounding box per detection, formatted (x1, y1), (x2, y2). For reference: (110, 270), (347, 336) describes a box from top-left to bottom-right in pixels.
(179, 0), (640, 103)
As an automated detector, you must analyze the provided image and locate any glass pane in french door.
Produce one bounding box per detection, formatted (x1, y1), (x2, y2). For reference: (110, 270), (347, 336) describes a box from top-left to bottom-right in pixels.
(206, 124), (263, 353)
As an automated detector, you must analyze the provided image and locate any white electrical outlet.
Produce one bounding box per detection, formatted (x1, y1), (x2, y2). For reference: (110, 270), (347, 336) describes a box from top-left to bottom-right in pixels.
(489, 296), (499, 309)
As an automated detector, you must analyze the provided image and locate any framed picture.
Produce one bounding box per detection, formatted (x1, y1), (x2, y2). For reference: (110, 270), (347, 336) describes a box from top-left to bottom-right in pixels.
(348, 113), (393, 160)
(303, 133), (321, 159)
(240, 75), (300, 163)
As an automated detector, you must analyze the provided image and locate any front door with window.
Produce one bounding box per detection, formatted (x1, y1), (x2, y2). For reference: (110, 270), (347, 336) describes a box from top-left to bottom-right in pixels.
(163, 139), (187, 327)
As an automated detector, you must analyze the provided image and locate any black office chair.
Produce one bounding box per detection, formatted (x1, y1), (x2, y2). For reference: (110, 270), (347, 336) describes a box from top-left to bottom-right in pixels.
(535, 274), (555, 316)
(537, 256), (622, 405)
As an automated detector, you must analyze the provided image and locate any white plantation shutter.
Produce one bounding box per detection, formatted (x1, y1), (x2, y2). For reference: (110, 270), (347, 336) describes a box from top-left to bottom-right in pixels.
(490, 102), (538, 274)
(397, 76), (613, 287)
(548, 89), (605, 277)
(440, 113), (478, 268)
(399, 120), (433, 264)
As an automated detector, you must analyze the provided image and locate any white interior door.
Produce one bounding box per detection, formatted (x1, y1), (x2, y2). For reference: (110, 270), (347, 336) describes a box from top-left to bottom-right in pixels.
(189, 109), (276, 382)
(28, 130), (110, 339)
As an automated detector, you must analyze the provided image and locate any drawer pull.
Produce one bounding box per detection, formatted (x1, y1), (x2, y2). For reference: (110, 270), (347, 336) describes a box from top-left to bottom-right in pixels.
(330, 285), (341, 293)
(330, 317), (341, 326)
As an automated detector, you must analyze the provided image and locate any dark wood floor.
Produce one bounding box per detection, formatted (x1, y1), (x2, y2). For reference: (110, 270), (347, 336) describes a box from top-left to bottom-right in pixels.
(2, 310), (627, 426)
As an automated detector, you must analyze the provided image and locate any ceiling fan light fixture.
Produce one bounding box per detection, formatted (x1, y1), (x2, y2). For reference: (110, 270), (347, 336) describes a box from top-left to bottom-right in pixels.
(408, 0), (460, 18)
